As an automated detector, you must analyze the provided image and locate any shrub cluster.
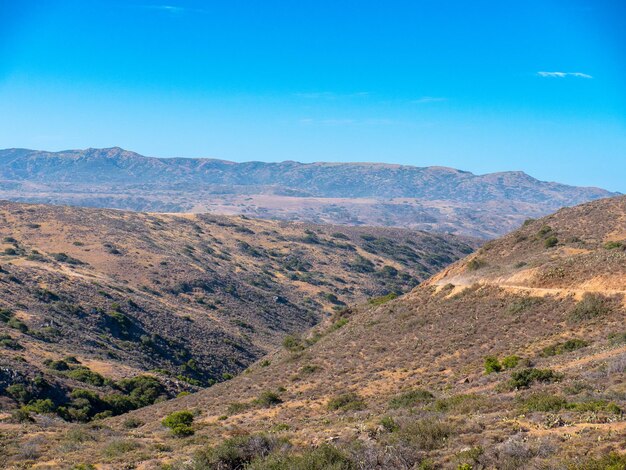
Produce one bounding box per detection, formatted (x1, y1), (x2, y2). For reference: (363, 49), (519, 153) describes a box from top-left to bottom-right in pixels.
(162, 410), (194, 437)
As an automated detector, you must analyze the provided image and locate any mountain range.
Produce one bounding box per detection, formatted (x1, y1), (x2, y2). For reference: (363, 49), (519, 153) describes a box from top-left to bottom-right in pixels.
(0, 147), (618, 238)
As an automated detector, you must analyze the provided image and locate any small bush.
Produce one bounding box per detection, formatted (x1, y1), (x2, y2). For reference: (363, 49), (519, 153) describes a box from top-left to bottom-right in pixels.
(467, 258), (486, 271)
(282, 335), (304, 352)
(506, 297), (542, 315)
(122, 417), (144, 429)
(388, 389), (434, 409)
(162, 410), (194, 437)
(327, 392), (365, 411)
(537, 225), (552, 236)
(300, 364), (320, 375)
(520, 393), (567, 412)
(67, 367), (106, 386)
(608, 331), (626, 346)
(541, 339), (588, 357)
(256, 391), (283, 408)
(396, 418), (451, 451)
(567, 400), (622, 414)
(433, 394), (485, 414)
(227, 402), (252, 415)
(508, 368), (560, 389)
(569, 294), (611, 322)
(329, 318), (349, 331)
(501, 355), (521, 369)
(193, 434), (283, 469)
(544, 236), (558, 248)
(569, 453), (626, 470)
(102, 439), (140, 458)
(7, 317), (28, 332)
(368, 293), (398, 306)
(247, 444), (353, 470)
(604, 241), (624, 250)
(484, 356), (502, 374)
(10, 408), (34, 423)
(25, 399), (56, 414)
(380, 416), (399, 432)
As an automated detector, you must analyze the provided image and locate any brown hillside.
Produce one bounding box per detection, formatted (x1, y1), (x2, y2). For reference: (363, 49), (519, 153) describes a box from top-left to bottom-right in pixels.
(0, 201), (472, 430)
(1, 197), (625, 469)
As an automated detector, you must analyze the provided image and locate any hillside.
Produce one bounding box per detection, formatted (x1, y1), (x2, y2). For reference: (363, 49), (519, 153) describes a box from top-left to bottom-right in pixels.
(4, 196), (623, 468)
(0, 147), (618, 238)
(0, 201), (473, 434)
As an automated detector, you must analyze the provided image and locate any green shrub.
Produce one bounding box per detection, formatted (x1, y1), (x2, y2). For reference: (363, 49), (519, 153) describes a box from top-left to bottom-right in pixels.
(608, 332), (626, 345)
(541, 339), (588, 357)
(327, 392), (365, 411)
(520, 392), (567, 412)
(380, 416), (399, 432)
(193, 434), (283, 469)
(570, 294), (611, 322)
(567, 400), (622, 414)
(282, 335), (304, 352)
(506, 297), (542, 315)
(50, 252), (84, 265)
(122, 417), (144, 429)
(508, 368), (560, 389)
(396, 418), (452, 451)
(44, 359), (70, 371)
(10, 408), (33, 423)
(467, 258), (486, 271)
(604, 241), (624, 250)
(102, 439), (140, 458)
(256, 391), (283, 408)
(67, 367), (106, 386)
(6, 383), (31, 404)
(501, 355), (521, 369)
(544, 236), (558, 248)
(388, 389), (434, 409)
(0, 308), (14, 322)
(25, 398), (56, 414)
(162, 410), (194, 437)
(537, 225), (553, 236)
(329, 318), (349, 331)
(227, 402), (252, 415)
(116, 375), (165, 407)
(569, 452), (626, 470)
(368, 293), (398, 306)
(433, 394), (485, 414)
(300, 364), (320, 375)
(484, 356), (502, 374)
(247, 444), (353, 470)
(7, 317), (28, 332)
(0, 334), (22, 350)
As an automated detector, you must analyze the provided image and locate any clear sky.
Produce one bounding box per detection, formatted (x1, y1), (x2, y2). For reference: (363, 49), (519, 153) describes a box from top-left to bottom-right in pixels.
(1, 0), (624, 192)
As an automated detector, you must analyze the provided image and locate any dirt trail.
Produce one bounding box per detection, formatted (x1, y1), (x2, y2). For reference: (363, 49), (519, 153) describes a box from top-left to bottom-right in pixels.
(434, 277), (626, 306)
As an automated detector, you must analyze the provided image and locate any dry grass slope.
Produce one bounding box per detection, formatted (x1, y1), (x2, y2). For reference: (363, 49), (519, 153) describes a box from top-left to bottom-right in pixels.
(1, 196), (625, 468)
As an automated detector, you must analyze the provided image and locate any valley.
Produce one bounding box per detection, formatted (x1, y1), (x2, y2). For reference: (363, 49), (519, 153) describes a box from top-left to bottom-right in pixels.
(0, 196), (624, 468)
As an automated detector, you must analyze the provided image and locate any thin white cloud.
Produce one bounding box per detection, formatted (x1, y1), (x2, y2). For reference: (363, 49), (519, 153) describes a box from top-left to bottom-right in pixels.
(411, 96), (447, 104)
(537, 71), (592, 79)
(142, 4), (207, 14)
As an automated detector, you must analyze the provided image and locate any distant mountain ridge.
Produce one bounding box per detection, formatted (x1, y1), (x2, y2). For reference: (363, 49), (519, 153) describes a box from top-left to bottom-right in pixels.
(0, 147), (618, 238)
(0, 147), (615, 202)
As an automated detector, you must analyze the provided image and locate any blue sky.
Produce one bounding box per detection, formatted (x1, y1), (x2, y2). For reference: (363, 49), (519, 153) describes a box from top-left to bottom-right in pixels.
(0, 0), (624, 192)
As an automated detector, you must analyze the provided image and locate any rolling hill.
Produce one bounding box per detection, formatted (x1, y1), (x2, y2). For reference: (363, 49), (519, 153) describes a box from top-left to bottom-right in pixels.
(3, 196), (623, 468)
(0, 201), (473, 440)
(0, 147), (618, 238)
